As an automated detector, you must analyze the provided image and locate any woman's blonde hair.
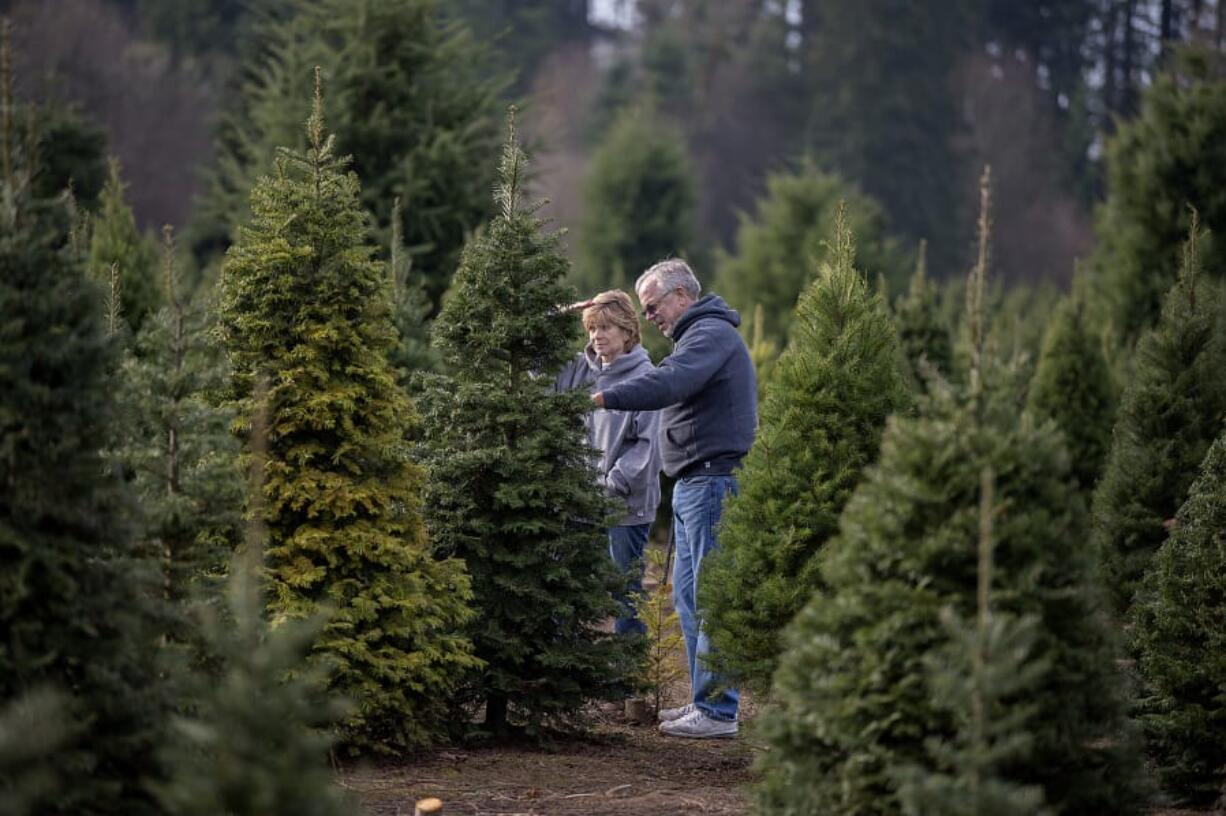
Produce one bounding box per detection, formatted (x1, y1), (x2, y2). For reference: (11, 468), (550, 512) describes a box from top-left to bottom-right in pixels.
(582, 290), (641, 353)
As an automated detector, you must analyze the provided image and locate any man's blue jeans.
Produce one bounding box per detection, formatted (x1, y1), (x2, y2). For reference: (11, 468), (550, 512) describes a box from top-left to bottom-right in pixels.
(672, 474), (739, 722)
(609, 524), (650, 636)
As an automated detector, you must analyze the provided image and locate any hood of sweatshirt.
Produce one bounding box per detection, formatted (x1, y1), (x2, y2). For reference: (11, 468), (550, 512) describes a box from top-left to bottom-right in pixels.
(580, 343), (653, 378)
(670, 294), (741, 343)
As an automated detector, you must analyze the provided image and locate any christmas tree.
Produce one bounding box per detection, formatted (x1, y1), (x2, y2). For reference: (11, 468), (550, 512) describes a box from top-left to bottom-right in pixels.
(754, 170), (1142, 815)
(417, 110), (641, 736)
(217, 71), (477, 754)
(895, 239), (953, 387)
(699, 208), (910, 693)
(1027, 282), (1115, 493)
(88, 159), (160, 333)
(1132, 430), (1226, 805)
(1092, 217), (1226, 613)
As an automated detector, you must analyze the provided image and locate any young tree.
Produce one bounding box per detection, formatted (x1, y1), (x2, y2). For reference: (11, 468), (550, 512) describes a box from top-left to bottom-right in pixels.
(715, 162), (906, 349)
(754, 171), (1142, 815)
(386, 198), (440, 389)
(1026, 283), (1116, 493)
(1092, 45), (1226, 343)
(217, 74), (477, 754)
(1132, 429), (1226, 805)
(194, 0), (505, 309)
(1092, 220), (1226, 614)
(698, 209), (911, 694)
(895, 240), (954, 386)
(119, 227), (241, 610)
(576, 102), (697, 297)
(88, 159), (160, 332)
(417, 112), (641, 737)
(0, 79), (170, 815)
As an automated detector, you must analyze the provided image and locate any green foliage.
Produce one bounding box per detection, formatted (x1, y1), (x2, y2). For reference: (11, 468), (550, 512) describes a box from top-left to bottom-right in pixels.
(0, 688), (71, 816)
(119, 229), (241, 608)
(1092, 223), (1226, 614)
(1092, 46), (1226, 342)
(217, 81), (477, 754)
(0, 156), (170, 814)
(155, 546), (352, 816)
(1133, 430), (1226, 805)
(636, 546), (686, 716)
(194, 0), (506, 308)
(576, 103), (696, 296)
(895, 240), (953, 386)
(88, 159), (160, 333)
(699, 211), (910, 694)
(30, 105), (109, 208)
(418, 113), (642, 736)
(387, 198), (440, 390)
(716, 162), (906, 348)
(1026, 286), (1115, 492)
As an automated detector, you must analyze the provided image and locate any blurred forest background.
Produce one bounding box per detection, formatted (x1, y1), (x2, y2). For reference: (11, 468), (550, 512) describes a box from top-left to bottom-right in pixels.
(7, 0), (1225, 320)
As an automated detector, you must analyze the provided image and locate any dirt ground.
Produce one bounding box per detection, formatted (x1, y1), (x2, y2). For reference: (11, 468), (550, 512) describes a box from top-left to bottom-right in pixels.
(341, 709), (758, 816)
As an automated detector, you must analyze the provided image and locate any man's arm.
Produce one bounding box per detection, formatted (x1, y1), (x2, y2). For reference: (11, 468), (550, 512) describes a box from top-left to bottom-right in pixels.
(596, 324), (733, 411)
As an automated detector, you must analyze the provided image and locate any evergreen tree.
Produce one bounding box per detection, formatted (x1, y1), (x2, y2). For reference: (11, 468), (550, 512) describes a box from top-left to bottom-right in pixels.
(716, 161), (906, 348)
(88, 159), (160, 333)
(698, 209), (911, 694)
(1092, 45), (1226, 342)
(194, 0), (505, 309)
(754, 171), (1142, 815)
(895, 240), (953, 386)
(0, 688), (70, 816)
(387, 198), (440, 389)
(120, 227), (241, 609)
(1092, 220), (1226, 614)
(418, 111), (641, 736)
(576, 102), (697, 299)
(29, 104), (109, 209)
(1132, 429), (1226, 806)
(1027, 284), (1116, 493)
(217, 73), (477, 754)
(0, 69), (170, 814)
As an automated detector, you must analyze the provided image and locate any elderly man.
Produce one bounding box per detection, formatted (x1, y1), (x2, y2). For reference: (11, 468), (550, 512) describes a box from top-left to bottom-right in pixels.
(593, 259), (757, 739)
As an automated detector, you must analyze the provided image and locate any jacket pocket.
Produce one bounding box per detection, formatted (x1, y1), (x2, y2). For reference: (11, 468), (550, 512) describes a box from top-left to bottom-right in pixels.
(665, 419), (696, 458)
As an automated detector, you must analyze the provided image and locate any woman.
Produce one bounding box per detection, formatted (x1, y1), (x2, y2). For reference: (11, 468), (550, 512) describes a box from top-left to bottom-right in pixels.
(556, 290), (661, 635)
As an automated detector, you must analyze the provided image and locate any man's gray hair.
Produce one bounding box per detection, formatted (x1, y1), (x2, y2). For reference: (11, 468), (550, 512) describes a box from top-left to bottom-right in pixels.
(636, 259), (701, 299)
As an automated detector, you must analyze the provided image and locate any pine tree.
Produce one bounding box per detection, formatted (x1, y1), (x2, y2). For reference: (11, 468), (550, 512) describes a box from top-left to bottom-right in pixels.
(1092, 218), (1226, 614)
(155, 394), (353, 816)
(417, 111), (642, 737)
(1092, 45), (1226, 342)
(698, 209), (911, 694)
(716, 161), (907, 349)
(0, 36), (170, 810)
(576, 102), (697, 297)
(216, 72), (477, 754)
(0, 688), (71, 816)
(120, 227), (242, 609)
(1132, 430), (1226, 805)
(636, 546), (686, 716)
(88, 158), (160, 332)
(754, 170), (1142, 815)
(193, 0), (505, 309)
(895, 240), (954, 386)
(387, 197), (440, 389)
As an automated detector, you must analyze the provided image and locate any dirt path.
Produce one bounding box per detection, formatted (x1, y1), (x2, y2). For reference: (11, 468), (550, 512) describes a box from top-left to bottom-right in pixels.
(342, 712), (757, 816)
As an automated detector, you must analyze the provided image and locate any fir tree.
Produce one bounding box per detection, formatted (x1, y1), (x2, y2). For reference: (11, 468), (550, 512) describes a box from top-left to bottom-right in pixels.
(193, 0), (505, 309)
(895, 240), (953, 386)
(0, 688), (71, 816)
(716, 161), (907, 349)
(576, 102), (697, 297)
(698, 209), (911, 694)
(88, 158), (160, 332)
(418, 111), (642, 737)
(387, 197), (440, 389)
(1092, 218), (1226, 614)
(754, 170), (1142, 815)
(636, 546), (686, 717)
(217, 72), (477, 754)
(1132, 430), (1226, 805)
(120, 227), (241, 609)
(0, 43), (170, 811)
(1027, 283), (1116, 493)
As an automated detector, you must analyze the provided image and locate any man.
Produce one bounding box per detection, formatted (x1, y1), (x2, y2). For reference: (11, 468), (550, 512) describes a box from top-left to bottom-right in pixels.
(593, 259), (757, 739)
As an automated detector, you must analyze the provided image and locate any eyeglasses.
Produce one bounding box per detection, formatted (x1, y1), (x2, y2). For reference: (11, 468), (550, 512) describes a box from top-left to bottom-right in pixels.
(641, 289), (678, 319)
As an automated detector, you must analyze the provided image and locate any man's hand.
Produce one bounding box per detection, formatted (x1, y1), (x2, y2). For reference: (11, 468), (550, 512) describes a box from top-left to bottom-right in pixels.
(592, 392), (605, 408)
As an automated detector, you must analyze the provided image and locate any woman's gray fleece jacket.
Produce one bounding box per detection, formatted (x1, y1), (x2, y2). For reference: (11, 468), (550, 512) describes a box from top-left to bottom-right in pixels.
(555, 344), (662, 527)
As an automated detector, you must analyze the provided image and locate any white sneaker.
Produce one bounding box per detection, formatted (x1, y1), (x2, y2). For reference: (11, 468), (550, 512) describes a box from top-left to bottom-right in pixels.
(657, 702), (695, 723)
(658, 708), (738, 739)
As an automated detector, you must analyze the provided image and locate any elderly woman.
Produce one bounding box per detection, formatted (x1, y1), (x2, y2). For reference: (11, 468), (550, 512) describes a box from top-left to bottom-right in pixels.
(556, 290), (661, 636)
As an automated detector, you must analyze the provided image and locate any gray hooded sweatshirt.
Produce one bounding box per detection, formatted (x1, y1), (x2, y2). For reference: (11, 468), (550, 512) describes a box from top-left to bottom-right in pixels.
(555, 344), (662, 527)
